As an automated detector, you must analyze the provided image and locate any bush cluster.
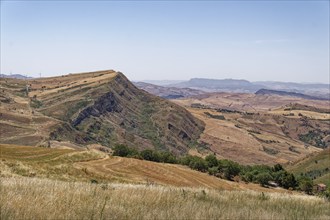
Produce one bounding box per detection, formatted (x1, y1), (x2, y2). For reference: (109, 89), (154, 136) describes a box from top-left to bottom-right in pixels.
(112, 145), (177, 164)
(112, 145), (314, 193)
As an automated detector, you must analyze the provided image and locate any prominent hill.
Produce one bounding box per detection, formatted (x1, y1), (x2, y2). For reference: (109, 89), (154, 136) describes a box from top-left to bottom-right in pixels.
(134, 81), (205, 99)
(0, 70), (204, 154)
(256, 89), (328, 101)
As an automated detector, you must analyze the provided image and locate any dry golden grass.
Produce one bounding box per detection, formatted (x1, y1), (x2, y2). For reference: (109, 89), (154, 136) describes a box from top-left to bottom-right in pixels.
(0, 144), (106, 181)
(0, 144), (291, 193)
(173, 93), (330, 112)
(28, 70), (117, 98)
(1, 176), (329, 220)
(75, 156), (238, 189)
(270, 109), (330, 120)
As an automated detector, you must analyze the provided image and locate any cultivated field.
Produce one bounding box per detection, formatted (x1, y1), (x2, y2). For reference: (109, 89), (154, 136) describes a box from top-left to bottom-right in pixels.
(1, 177), (329, 220)
(0, 144), (283, 192)
(173, 93), (329, 165)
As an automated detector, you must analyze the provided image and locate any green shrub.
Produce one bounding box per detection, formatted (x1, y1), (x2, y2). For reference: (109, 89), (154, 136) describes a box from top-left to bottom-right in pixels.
(297, 176), (313, 194)
(256, 173), (273, 186)
(140, 149), (160, 162)
(159, 151), (177, 164)
(113, 145), (138, 157)
(208, 166), (219, 176)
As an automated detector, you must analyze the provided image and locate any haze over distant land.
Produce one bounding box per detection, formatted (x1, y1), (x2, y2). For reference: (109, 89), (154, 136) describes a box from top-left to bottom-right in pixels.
(1, 1), (329, 83)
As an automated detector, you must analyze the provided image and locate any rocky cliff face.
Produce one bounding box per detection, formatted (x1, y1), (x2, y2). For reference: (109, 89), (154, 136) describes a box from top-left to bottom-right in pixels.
(47, 71), (205, 154)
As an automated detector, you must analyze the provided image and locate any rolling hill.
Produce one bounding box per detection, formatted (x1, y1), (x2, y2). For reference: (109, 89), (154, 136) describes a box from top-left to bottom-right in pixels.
(286, 148), (330, 187)
(173, 92), (330, 165)
(255, 89), (328, 101)
(0, 70), (204, 154)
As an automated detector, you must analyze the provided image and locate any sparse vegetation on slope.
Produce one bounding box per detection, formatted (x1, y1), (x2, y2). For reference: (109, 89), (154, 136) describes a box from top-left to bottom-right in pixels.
(287, 149), (330, 188)
(0, 70), (205, 154)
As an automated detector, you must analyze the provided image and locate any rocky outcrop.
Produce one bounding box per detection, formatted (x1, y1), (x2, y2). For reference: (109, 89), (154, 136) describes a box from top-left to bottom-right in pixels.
(50, 71), (205, 154)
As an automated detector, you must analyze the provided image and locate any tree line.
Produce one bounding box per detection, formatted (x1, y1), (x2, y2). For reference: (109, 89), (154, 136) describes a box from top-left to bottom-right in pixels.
(112, 145), (315, 194)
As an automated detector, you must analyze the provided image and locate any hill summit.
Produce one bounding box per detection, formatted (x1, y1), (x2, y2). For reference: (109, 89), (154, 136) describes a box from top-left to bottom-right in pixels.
(0, 70), (204, 154)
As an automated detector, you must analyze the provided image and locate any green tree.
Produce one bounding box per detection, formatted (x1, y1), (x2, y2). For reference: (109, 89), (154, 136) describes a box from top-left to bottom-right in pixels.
(112, 145), (131, 157)
(219, 160), (241, 180)
(189, 157), (207, 172)
(159, 151), (177, 164)
(281, 173), (297, 189)
(140, 149), (160, 162)
(205, 154), (218, 168)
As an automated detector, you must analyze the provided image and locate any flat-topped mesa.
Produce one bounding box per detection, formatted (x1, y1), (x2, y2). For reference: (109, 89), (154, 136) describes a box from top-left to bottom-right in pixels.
(0, 70), (204, 154)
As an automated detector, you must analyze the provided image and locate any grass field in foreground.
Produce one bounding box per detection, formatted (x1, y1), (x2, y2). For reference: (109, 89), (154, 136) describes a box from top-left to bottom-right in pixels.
(1, 177), (329, 220)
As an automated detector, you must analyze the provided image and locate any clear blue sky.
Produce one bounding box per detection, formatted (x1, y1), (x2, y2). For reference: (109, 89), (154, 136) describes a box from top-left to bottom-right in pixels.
(1, 1), (329, 83)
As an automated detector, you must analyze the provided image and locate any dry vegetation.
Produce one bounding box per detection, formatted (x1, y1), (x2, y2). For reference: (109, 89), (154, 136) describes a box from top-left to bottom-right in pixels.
(1, 144), (282, 192)
(1, 141), (329, 220)
(0, 71), (117, 146)
(1, 177), (329, 220)
(1, 70), (204, 154)
(172, 93), (329, 165)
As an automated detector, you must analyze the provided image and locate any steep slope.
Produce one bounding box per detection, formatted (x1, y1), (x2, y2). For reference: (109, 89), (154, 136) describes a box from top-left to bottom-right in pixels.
(0, 70), (204, 154)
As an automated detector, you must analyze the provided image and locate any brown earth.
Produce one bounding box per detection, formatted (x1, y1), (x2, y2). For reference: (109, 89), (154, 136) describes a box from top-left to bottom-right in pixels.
(0, 143), (290, 193)
(173, 93), (330, 165)
(0, 70), (204, 155)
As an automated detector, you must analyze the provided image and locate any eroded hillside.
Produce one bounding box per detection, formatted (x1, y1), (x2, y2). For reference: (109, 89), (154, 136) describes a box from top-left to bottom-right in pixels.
(173, 93), (330, 165)
(0, 70), (204, 154)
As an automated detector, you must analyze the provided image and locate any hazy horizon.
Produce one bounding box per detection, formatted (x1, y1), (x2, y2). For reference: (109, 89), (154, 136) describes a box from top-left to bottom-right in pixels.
(1, 1), (329, 83)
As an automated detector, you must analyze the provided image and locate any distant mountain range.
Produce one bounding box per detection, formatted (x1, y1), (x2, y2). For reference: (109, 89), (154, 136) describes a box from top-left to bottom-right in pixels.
(167, 78), (261, 93)
(134, 82), (205, 99)
(0, 74), (33, 79)
(141, 78), (329, 99)
(255, 89), (328, 101)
